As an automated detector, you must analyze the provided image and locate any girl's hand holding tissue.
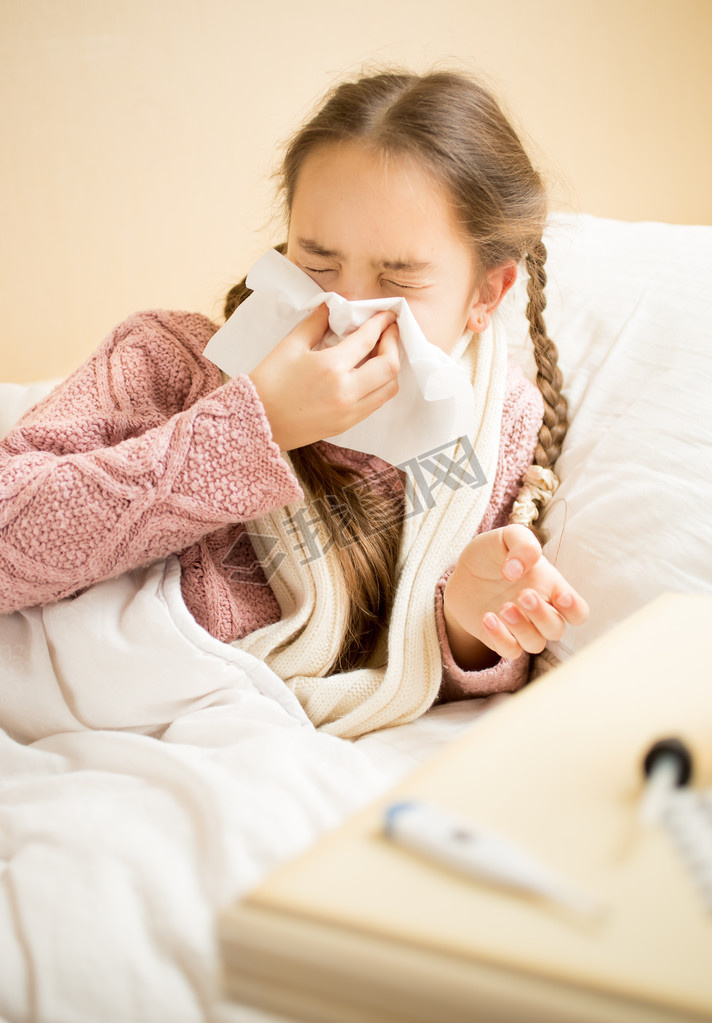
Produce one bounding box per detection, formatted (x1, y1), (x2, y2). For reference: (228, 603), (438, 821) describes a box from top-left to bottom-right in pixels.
(443, 524), (589, 669)
(248, 304), (400, 451)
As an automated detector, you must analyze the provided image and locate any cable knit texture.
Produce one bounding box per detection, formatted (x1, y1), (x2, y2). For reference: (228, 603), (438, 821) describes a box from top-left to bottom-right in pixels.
(0, 310), (543, 712)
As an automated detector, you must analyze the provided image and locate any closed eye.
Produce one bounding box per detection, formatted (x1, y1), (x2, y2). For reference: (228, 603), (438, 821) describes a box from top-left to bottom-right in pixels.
(383, 279), (422, 290)
(304, 269), (423, 291)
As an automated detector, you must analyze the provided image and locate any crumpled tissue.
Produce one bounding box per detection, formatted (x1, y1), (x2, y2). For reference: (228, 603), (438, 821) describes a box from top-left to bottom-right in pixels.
(203, 248), (475, 465)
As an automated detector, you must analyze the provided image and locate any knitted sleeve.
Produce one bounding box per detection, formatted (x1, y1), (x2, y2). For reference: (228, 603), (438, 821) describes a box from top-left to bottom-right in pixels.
(436, 362), (545, 700)
(0, 310), (302, 615)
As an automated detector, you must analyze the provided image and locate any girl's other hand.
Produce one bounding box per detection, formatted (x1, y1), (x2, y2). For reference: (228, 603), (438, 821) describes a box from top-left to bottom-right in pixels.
(443, 523), (589, 669)
(248, 304), (400, 451)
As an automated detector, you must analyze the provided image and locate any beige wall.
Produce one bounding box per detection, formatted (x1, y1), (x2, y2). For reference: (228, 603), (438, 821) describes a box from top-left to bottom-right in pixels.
(2, 0), (711, 383)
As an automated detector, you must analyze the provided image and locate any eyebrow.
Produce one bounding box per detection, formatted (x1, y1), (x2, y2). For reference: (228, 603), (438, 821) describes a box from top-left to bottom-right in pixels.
(297, 237), (433, 274)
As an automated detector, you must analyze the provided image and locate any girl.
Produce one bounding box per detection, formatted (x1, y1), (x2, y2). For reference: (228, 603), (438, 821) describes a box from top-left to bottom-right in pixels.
(0, 69), (587, 739)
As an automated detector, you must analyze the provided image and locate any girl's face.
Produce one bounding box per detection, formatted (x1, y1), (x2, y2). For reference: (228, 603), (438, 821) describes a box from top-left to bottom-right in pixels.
(286, 143), (497, 355)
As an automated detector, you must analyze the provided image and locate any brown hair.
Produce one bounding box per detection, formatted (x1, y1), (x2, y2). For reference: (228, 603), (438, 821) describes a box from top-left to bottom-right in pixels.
(225, 69), (567, 670)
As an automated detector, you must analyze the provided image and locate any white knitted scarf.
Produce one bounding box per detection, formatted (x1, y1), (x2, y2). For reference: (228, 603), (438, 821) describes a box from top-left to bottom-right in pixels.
(237, 326), (507, 739)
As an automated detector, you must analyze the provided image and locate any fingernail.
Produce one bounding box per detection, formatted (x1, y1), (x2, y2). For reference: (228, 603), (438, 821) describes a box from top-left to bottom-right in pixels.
(503, 558), (524, 580)
(519, 590), (537, 611)
(483, 612), (498, 630)
(556, 592), (573, 609)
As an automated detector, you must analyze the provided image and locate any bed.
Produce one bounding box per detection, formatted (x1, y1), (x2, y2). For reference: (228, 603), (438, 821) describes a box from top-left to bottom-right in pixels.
(1, 212), (711, 1023)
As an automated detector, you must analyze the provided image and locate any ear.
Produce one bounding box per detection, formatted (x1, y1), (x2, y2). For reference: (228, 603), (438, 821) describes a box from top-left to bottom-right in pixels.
(466, 261), (518, 333)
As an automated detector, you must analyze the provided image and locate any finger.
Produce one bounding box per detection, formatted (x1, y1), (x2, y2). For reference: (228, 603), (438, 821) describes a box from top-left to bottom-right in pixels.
(550, 588), (590, 626)
(288, 303), (331, 350)
(513, 589), (567, 643)
(497, 603), (550, 654)
(332, 311), (398, 367)
(481, 612), (524, 660)
(325, 327), (400, 432)
(500, 523), (543, 580)
(349, 370), (400, 421)
(376, 320), (401, 363)
(352, 323), (401, 395)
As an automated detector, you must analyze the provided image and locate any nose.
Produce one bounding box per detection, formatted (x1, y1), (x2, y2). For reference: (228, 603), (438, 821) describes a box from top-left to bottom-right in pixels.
(331, 272), (380, 303)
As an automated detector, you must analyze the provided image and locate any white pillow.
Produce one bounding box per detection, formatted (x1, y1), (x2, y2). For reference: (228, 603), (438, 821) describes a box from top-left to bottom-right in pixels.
(502, 213), (712, 662)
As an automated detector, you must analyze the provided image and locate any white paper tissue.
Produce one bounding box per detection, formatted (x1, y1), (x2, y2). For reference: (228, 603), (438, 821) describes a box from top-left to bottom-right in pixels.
(203, 249), (475, 465)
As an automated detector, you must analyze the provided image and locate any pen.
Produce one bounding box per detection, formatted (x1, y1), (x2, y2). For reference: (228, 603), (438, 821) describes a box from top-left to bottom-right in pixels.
(383, 800), (603, 918)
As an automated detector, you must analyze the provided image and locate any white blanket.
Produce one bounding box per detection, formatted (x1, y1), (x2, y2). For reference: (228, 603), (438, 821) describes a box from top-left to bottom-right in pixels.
(2, 558), (478, 1022)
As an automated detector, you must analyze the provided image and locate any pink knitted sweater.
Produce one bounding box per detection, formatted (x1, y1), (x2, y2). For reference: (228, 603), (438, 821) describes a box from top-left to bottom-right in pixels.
(0, 310), (544, 700)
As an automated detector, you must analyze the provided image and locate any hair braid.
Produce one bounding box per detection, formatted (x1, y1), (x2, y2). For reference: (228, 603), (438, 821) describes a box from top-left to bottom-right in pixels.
(525, 240), (568, 468)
